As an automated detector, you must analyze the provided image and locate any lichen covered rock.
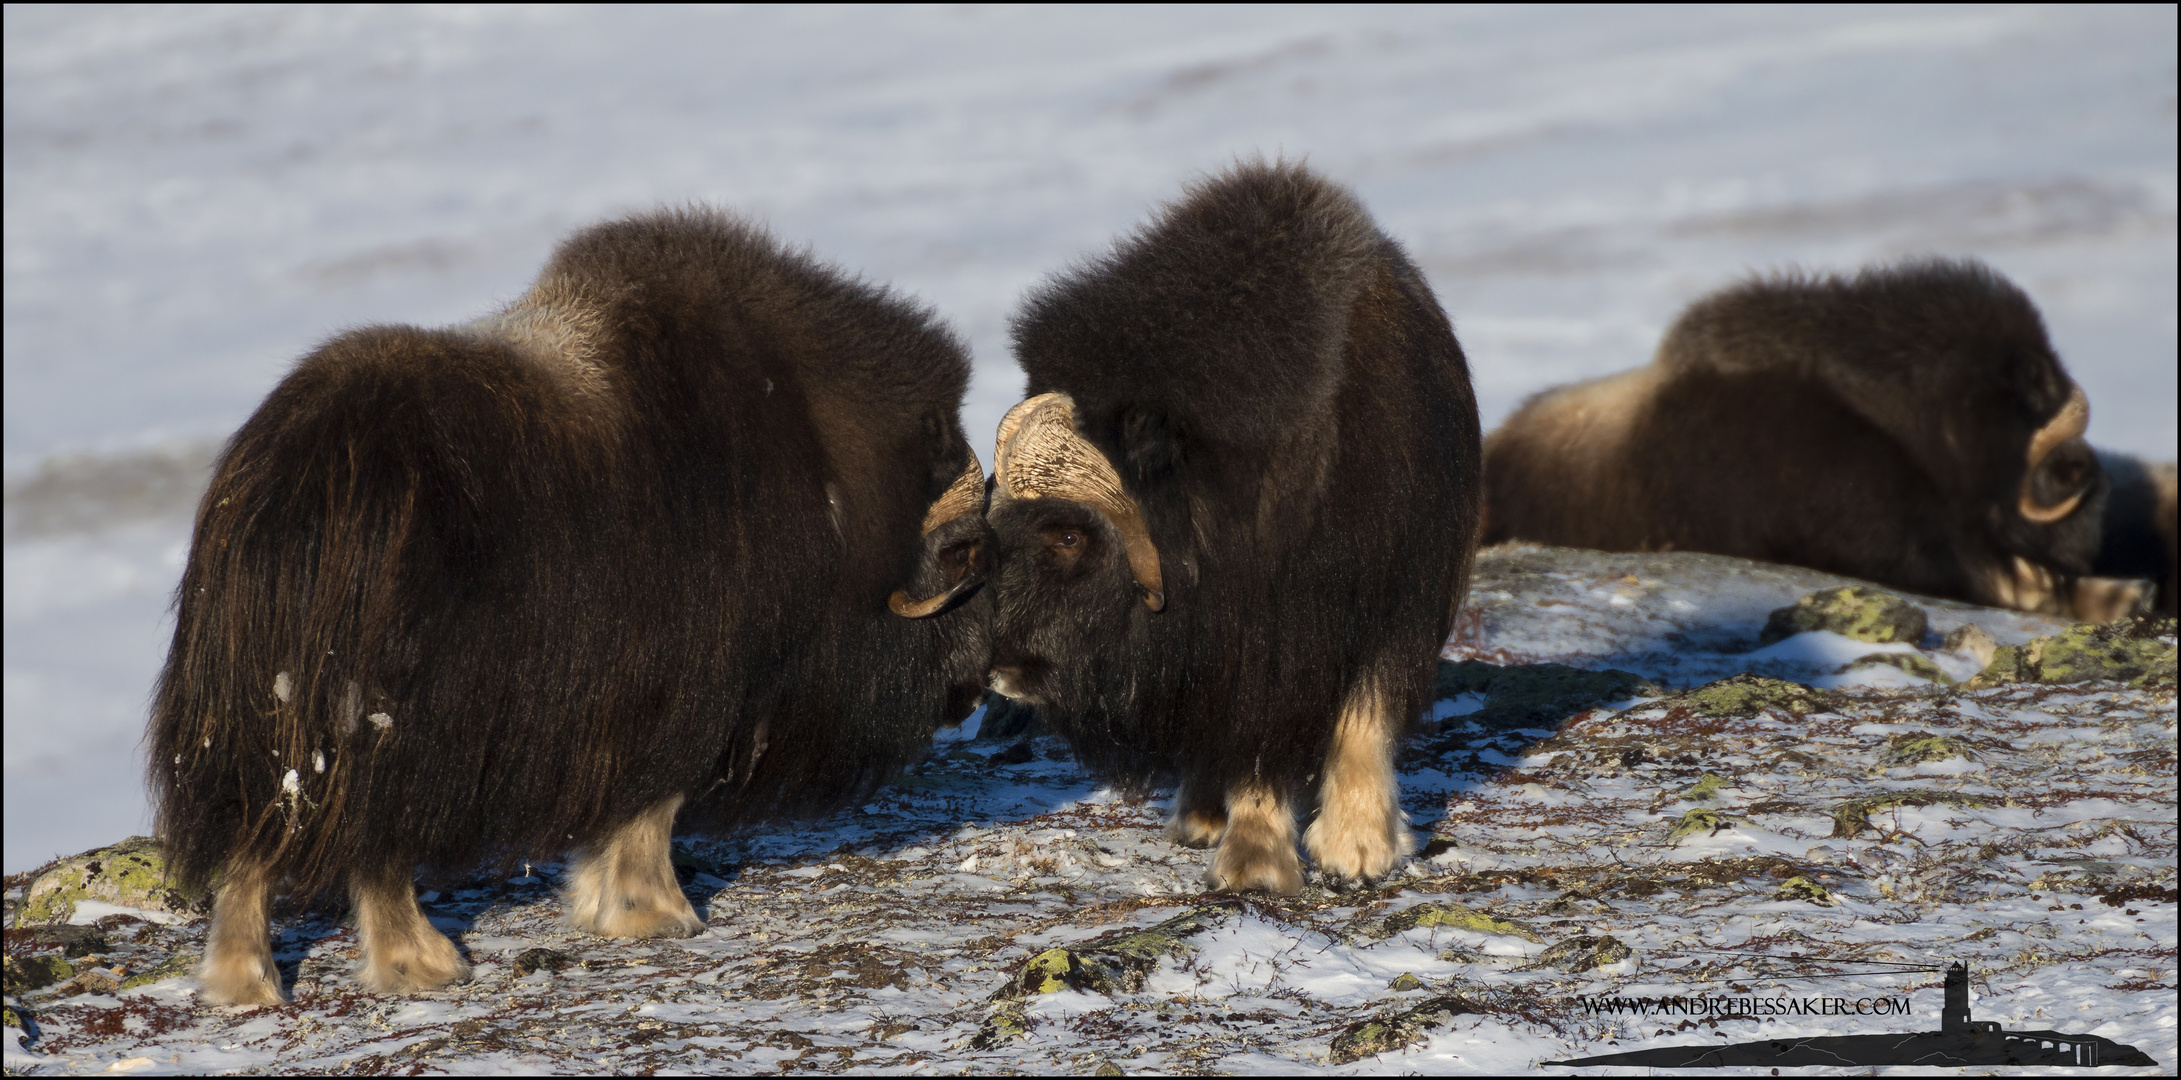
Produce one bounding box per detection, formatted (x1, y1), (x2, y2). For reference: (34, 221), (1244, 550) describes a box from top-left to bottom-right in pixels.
(1532, 935), (1633, 973)
(1327, 994), (1484, 1065)
(1845, 652), (1953, 683)
(1967, 619), (2177, 689)
(997, 904), (1233, 999)
(1759, 586), (1929, 646)
(1376, 902), (1542, 943)
(1665, 673), (1838, 720)
(17, 837), (204, 926)
(1877, 731), (1983, 769)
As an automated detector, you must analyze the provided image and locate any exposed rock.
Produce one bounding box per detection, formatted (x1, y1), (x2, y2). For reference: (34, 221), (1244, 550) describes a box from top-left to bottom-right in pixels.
(1773, 876), (1832, 904)
(1387, 972), (1424, 991)
(998, 904), (1234, 999)
(1759, 586), (1929, 646)
(1877, 731), (1983, 769)
(1532, 935), (1632, 973)
(1967, 618), (2178, 689)
(117, 951), (196, 991)
(1679, 773), (1728, 802)
(513, 948), (574, 978)
(55, 968), (121, 998)
(1845, 652), (1953, 683)
(1327, 994), (1484, 1065)
(3, 954), (74, 994)
(17, 836), (204, 926)
(1662, 673), (1838, 719)
(1667, 808), (1738, 844)
(1375, 902), (1542, 943)
(1829, 791), (1993, 839)
(1942, 623), (2000, 667)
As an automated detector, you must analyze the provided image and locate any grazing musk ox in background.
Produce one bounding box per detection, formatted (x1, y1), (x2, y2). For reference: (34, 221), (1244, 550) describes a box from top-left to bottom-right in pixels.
(985, 163), (1482, 893)
(1483, 258), (2153, 622)
(149, 209), (992, 1005)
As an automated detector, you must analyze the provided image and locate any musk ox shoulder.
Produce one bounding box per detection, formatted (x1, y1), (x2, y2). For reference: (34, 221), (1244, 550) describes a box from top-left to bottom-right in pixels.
(987, 162), (1483, 893)
(149, 208), (991, 1004)
(1483, 258), (2145, 621)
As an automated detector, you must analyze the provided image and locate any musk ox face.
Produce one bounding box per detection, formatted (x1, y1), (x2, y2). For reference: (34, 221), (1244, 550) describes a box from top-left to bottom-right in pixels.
(982, 393), (1166, 706)
(984, 495), (1146, 706)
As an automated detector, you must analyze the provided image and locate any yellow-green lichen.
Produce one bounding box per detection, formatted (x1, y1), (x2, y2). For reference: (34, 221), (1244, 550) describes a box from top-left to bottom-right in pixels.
(1968, 621), (2177, 690)
(1327, 995), (1483, 1065)
(118, 952), (197, 991)
(1670, 674), (1836, 719)
(1681, 773), (1729, 802)
(1760, 587), (1929, 646)
(1387, 972), (1424, 992)
(1774, 876), (1832, 904)
(1667, 808), (1737, 843)
(1533, 935), (1634, 973)
(1379, 902), (1542, 943)
(19, 837), (202, 926)
(1878, 732), (1981, 769)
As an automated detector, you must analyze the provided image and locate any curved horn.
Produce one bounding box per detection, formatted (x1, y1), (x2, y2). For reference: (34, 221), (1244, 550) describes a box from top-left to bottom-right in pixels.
(992, 393), (1165, 611)
(920, 447), (986, 535)
(887, 447), (989, 619)
(2018, 385), (2091, 525)
(888, 571), (982, 618)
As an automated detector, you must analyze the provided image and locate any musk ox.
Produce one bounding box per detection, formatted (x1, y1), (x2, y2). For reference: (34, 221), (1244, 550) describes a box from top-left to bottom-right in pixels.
(984, 163), (1482, 893)
(149, 209), (992, 1005)
(1483, 258), (2150, 622)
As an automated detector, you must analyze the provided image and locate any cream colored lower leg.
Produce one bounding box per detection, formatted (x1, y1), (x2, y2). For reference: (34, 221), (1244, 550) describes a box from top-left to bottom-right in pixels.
(198, 859), (284, 1006)
(1207, 785), (1303, 894)
(1302, 679), (1411, 885)
(565, 795), (704, 939)
(353, 865), (471, 994)
(1165, 782), (1228, 849)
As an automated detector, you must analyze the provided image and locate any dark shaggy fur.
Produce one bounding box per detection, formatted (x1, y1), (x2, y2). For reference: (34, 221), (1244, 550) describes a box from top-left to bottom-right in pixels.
(989, 162), (1481, 889)
(2095, 452), (2179, 615)
(150, 208), (988, 932)
(1483, 259), (2113, 616)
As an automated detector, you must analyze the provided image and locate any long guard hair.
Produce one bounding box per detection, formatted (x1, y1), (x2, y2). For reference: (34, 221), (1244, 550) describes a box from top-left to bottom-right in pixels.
(989, 162), (1481, 890)
(150, 208), (988, 916)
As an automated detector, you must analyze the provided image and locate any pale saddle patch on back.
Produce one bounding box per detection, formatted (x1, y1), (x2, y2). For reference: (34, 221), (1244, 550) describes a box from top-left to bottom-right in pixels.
(461, 279), (614, 405)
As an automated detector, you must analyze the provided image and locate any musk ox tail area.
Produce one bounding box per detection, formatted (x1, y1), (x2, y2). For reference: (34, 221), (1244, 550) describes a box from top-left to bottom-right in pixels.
(149, 322), (648, 901)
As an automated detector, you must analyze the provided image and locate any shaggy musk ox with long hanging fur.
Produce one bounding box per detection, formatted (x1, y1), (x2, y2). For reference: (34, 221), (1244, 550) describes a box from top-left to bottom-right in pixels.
(985, 163), (1482, 894)
(1483, 258), (2153, 622)
(149, 209), (992, 1005)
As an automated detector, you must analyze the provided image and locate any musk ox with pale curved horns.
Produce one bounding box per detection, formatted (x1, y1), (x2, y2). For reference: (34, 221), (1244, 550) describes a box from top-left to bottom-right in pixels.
(985, 162), (1482, 893)
(1483, 258), (2149, 622)
(149, 209), (992, 1005)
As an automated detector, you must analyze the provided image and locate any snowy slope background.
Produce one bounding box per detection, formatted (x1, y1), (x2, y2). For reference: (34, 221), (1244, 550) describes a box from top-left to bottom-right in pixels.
(4, 3), (2175, 888)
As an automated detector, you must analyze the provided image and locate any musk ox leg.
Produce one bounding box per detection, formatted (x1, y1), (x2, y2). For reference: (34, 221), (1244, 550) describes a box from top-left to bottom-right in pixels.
(1165, 782), (1228, 849)
(198, 859), (284, 1006)
(565, 795), (705, 939)
(1301, 680), (1412, 887)
(352, 864), (471, 994)
(1206, 786), (1303, 894)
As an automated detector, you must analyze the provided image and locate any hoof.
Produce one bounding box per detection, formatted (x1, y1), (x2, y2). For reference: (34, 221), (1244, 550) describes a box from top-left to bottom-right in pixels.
(574, 899), (705, 940)
(1165, 808), (1228, 850)
(197, 955), (286, 1006)
(1206, 835), (1304, 895)
(359, 933), (472, 995)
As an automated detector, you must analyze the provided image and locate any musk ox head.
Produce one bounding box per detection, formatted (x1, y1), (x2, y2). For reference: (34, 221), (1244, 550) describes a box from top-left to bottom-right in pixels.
(983, 393), (1163, 705)
(888, 443), (997, 721)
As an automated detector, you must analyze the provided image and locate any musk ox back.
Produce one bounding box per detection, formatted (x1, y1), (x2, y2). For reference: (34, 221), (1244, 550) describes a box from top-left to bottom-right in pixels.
(986, 163), (1482, 893)
(1482, 258), (2144, 621)
(150, 209), (991, 1004)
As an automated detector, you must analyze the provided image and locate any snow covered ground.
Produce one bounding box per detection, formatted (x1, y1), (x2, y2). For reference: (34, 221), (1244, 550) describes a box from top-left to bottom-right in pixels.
(5, 545), (2173, 1075)
(2, 0), (2174, 977)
